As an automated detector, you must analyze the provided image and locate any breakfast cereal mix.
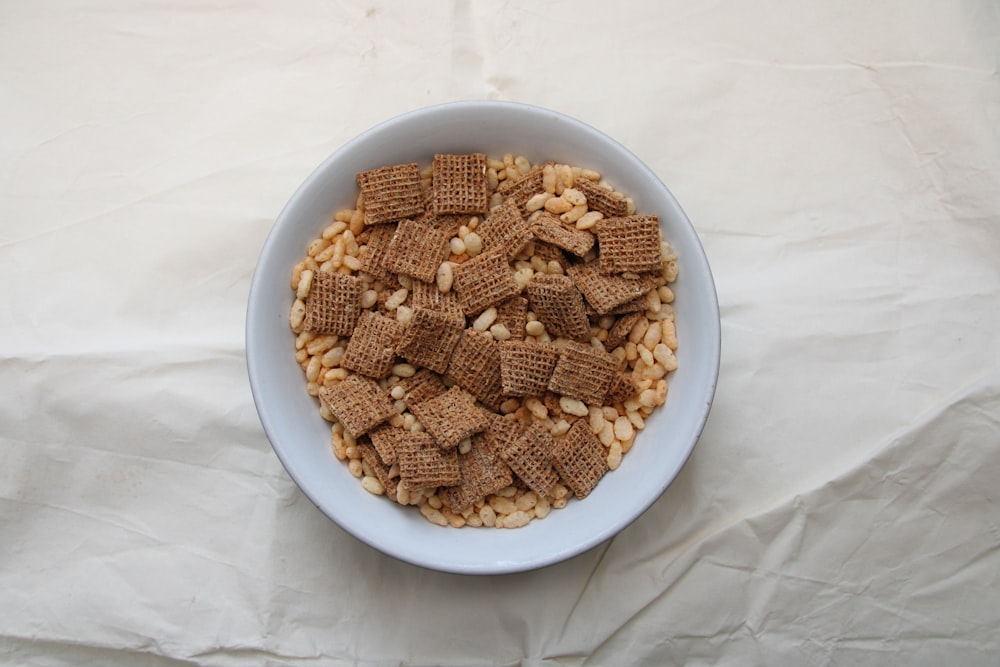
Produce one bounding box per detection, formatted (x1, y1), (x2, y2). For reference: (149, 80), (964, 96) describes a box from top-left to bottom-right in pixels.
(289, 152), (679, 528)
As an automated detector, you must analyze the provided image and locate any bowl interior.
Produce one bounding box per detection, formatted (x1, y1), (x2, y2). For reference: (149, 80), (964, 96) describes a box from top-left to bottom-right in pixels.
(247, 101), (720, 574)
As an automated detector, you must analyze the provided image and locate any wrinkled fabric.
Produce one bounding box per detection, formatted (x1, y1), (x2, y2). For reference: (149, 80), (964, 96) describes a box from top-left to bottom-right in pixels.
(1, 1), (999, 665)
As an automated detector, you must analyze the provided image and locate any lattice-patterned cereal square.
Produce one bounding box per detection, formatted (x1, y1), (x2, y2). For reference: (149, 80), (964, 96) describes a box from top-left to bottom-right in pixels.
(440, 430), (513, 513)
(397, 431), (460, 489)
(409, 386), (488, 450)
(395, 307), (465, 374)
(567, 261), (659, 315)
(359, 222), (398, 281)
(530, 211), (596, 257)
(410, 278), (465, 324)
(477, 200), (533, 259)
(495, 296), (528, 342)
(367, 422), (409, 465)
(595, 215), (662, 275)
(525, 273), (590, 341)
(548, 420), (609, 499)
(303, 272), (361, 336)
(452, 250), (520, 316)
(356, 163), (425, 225)
(547, 340), (618, 405)
(497, 165), (545, 212)
(432, 153), (489, 214)
(498, 341), (560, 397)
(498, 423), (560, 497)
(319, 374), (397, 438)
(381, 217), (451, 283)
(341, 311), (405, 379)
(399, 368), (449, 408)
(446, 329), (505, 411)
(572, 177), (629, 218)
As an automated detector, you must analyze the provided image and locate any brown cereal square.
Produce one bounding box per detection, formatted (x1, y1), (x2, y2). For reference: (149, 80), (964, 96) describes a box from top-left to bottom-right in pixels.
(547, 340), (618, 405)
(446, 328), (504, 410)
(573, 177), (629, 218)
(366, 422), (408, 465)
(595, 215), (663, 275)
(440, 430), (514, 512)
(497, 166), (545, 211)
(303, 272), (361, 336)
(604, 373), (638, 405)
(452, 250), (520, 316)
(525, 273), (591, 341)
(397, 431), (461, 489)
(432, 153), (489, 214)
(498, 423), (560, 497)
(567, 261), (659, 315)
(498, 341), (560, 397)
(359, 440), (399, 501)
(486, 412), (526, 452)
(410, 279), (465, 323)
(341, 311), (405, 379)
(409, 386), (488, 450)
(548, 421), (609, 499)
(530, 211), (596, 257)
(495, 296), (528, 342)
(477, 200), (534, 258)
(395, 307), (465, 374)
(381, 217), (451, 283)
(604, 311), (644, 351)
(356, 163), (425, 225)
(400, 368), (449, 408)
(358, 223), (398, 281)
(319, 374), (397, 438)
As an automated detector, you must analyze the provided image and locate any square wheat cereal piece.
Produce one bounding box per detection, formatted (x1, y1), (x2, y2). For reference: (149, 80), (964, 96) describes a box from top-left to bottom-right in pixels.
(409, 386), (488, 450)
(526, 273), (591, 342)
(498, 340), (560, 397)
(410, 279), (465, 323)
(595, 215), (663, 275)
(604, 311), (645, 351)
(367, 422), (410, 465)
(567, 261), (659, 315)
(548, 340), (619, 405)
(381, 217), (451, 283)
(604, 373), (638, 405)
(342, 311), (405, 379)
(303, 272), (361, 336)
(440, 430), (514, 512)
(530, 211), (596, 257)
(359, 222), (398, 281)
(319, 374), (397, 438)
(573, 177), (629, 218)
(397, 431), (461, 489)
(359, 441), (399, 501)
(497, 166), (545, 211)
(584, 295), (648, 317)
(446, 328), (504, 410)
(485, 412), (525, 452)
(356, 163), (425, 225)
(477, 200), (534, 258)
(548, 420), (609, 499)
(452, 250), (520, 316)
(495, 296), (528, 342)
(400, 368), (449, 408)
(432, 153), (489, 214)
(395, 307), (465, 374)
(498, 423), (560, 497)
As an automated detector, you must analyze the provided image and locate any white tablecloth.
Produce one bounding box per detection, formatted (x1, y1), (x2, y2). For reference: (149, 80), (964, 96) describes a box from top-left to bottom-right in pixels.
(2, 2), (999, 665)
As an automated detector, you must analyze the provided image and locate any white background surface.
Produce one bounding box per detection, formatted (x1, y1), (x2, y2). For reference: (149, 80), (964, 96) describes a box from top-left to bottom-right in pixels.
(2, 1), (999, 665)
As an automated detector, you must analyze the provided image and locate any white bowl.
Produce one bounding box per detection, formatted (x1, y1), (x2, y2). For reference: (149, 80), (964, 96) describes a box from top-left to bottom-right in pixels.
(247, 101), (720, 574)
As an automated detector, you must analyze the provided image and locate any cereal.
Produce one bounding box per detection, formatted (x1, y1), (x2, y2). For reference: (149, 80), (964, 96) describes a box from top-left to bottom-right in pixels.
(356, 163), (424, 225)
(290, 152), (680, 529)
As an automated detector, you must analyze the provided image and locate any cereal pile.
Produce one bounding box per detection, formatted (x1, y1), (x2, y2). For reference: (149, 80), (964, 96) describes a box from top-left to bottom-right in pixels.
(288, 154), (679, 529)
